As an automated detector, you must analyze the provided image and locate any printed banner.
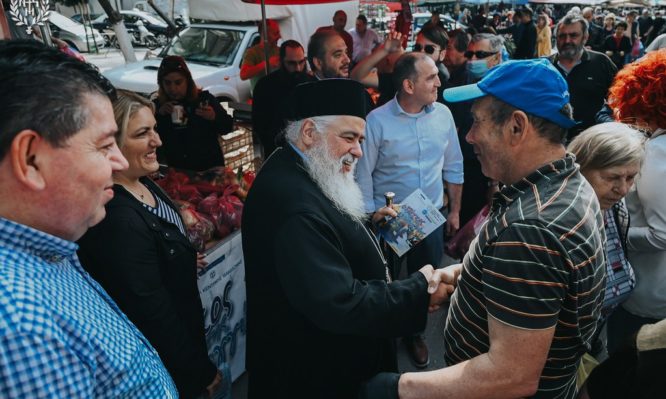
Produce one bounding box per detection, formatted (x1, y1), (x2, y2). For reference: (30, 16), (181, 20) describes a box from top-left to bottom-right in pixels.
(198, 230), (247, 395)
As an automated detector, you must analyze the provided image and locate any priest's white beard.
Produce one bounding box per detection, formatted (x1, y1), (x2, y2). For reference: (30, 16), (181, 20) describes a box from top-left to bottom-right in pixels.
(304, 139), (367, 224)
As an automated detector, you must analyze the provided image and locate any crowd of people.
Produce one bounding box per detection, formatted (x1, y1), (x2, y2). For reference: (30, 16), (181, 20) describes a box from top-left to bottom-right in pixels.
(0, 2), (665, 399)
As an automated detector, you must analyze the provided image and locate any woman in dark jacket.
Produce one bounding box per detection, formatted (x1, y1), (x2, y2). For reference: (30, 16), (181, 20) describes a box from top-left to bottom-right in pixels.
(78, 90), (222, 398)
(603, 21), (633, 69)
(154, 55), (233, 171)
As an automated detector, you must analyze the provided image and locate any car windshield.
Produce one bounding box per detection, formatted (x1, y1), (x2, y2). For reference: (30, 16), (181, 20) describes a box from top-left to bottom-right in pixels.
(162, 26), (244, 66)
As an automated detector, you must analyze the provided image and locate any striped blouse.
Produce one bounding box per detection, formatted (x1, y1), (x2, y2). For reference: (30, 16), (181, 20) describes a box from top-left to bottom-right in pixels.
(142, 186), (186, 237)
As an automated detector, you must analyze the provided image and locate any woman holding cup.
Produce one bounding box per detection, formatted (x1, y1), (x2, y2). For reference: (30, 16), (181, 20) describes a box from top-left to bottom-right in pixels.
(154, 55), (233, 171)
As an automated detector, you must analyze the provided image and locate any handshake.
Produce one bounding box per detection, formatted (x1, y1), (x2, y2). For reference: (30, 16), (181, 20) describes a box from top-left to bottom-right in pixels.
(419, 263), (462, 312)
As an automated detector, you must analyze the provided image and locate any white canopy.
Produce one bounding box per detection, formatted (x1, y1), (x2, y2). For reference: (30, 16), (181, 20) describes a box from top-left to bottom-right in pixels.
(188, 0), (359, 49)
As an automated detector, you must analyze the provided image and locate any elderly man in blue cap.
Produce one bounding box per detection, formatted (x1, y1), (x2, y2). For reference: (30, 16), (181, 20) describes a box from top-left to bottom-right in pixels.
(361, 59), (606, 399)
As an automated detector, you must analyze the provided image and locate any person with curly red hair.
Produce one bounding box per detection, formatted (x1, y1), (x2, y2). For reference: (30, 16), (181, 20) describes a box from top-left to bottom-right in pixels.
(608, 49), (666, 130)
(604, 49), (666, 355)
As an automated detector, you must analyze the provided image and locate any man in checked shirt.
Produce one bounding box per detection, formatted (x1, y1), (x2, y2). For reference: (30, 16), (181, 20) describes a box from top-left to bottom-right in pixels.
(0, 40), (177, 397)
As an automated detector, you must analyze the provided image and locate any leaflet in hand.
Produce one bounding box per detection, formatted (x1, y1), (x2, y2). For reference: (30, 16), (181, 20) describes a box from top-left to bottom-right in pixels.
(377, 189), (446, 257)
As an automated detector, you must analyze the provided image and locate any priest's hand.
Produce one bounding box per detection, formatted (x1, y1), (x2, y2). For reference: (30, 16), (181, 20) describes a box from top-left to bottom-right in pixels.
(358, 372), (400, 399)
(427, 263), (462, 312)
(371, 205), (398, 226)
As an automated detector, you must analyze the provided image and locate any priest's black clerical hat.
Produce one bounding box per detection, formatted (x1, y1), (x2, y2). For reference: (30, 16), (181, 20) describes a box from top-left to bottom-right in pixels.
(285, 78), (372, 120)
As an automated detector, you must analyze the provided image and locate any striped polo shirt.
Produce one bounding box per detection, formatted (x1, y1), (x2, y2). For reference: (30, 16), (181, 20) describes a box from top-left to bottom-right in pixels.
(444, 155), (606, 399)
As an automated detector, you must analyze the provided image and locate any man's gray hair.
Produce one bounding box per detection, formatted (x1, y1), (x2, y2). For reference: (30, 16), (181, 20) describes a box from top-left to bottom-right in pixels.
(567, 122), (647, 171)
(557, 12), (589, 33)
(470, 33), (504, 53)
(487, 96), (573, 145)
(284, 115), (339, 144)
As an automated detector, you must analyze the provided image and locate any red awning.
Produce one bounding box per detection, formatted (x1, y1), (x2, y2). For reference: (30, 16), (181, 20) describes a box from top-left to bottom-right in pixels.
(241, 0), (350, 4)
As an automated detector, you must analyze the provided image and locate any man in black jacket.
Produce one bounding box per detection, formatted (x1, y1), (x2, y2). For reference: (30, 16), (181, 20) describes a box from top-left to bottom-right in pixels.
(548, 13), (617, 140)
(251, 40), (314, 158)
(242, 79), (450, 398)
(514, 8), (537, 59)
(583, 6), (605, 52)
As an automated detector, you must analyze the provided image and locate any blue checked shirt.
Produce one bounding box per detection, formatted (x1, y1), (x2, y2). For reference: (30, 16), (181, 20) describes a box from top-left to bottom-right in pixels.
(0, 217), (178, 398)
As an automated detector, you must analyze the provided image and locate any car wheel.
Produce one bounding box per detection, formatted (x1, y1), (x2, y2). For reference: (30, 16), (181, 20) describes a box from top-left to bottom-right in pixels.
(146, 37), (159, 50)
(156, 33), (168, 46)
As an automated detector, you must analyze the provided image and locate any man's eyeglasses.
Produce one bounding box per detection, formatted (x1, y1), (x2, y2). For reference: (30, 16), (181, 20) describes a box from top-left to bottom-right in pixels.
(284, 59), (307, 67)
(464, 50), (498, 59)
(413, 43), (438, 55)
(557, 32), (582, 40)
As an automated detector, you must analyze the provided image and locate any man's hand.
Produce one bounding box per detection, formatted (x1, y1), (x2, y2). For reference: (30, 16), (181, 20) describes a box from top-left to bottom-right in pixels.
(358, 372), (401, 399)
(426, 263), (462, 311)
(268, 55), (280, 69)
(445, 211), (460, 237)
(382, 31), (403, 53)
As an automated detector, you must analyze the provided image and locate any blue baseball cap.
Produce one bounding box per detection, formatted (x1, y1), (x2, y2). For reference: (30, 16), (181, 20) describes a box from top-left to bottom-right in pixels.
(443, 59), (577, 129)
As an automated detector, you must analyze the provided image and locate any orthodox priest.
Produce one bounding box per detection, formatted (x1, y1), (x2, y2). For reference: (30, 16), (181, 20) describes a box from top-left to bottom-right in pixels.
(242, 79), (446, 398)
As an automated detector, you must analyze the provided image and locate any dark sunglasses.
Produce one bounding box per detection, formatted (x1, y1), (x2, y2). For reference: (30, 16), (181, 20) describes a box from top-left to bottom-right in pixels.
(464, 50), (498, 59)
(413, 43), (438, 54)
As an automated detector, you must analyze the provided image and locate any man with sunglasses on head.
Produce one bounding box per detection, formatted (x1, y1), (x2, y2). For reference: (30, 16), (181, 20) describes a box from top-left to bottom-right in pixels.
(252, 40), (315, 158)
(351, 25), (449, 106)
(548, 13), (616, 140)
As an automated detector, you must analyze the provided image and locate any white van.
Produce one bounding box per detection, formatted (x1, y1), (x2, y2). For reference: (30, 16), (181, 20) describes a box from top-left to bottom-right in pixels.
(104, 22), (258, 103)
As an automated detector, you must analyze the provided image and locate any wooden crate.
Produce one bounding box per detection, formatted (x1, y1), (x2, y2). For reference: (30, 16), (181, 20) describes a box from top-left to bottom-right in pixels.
(220, 128), (255, 172)
(220, 127), (252, 153)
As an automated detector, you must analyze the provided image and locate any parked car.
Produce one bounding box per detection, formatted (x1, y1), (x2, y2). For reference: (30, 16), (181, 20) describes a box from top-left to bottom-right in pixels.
(103, 22), (258, 103)
(71, 13), (103, 24)
(407, 12), (467, 50)
(48, 11), (106, 52)
(93, 9), (169, 46)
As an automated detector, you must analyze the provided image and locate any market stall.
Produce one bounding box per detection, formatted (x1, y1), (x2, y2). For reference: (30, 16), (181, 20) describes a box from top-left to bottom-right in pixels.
(150, 120), (257, 390)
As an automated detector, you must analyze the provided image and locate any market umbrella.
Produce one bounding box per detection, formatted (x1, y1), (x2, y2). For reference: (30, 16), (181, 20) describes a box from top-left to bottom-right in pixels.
(242, 0), (352, 74)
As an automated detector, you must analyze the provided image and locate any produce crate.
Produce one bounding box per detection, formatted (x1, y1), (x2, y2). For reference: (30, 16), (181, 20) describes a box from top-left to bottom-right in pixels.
(220, 128), (255, 172)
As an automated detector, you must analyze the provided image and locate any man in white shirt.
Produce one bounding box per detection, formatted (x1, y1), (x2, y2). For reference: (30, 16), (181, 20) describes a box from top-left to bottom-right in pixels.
(349, 14), (381, 65)
(355, 52), (463, 369)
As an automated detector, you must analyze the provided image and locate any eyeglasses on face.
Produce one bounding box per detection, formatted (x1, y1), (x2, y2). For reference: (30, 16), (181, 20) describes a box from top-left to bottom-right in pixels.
(557, 32), (582, 40)
(413, 43), (438, 55)
(464, 50), (498, 59)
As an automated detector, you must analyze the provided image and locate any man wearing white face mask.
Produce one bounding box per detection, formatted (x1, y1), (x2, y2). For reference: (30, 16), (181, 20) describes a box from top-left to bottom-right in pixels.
(442, 32), (504, 228)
